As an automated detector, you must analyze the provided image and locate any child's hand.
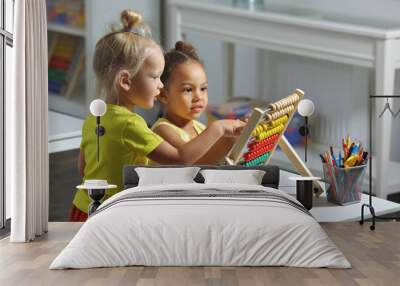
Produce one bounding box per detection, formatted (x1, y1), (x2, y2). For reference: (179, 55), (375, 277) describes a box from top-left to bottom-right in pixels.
(240, 116), (250, 123)
(214, 119), (246, 137)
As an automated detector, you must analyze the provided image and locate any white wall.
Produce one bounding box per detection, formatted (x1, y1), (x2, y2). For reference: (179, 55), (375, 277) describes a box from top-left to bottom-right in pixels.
(180, 1), (400, 193)
(179, 0), (400, 147)
(263, 0), (400, 25)
(184, 34), (373, 144)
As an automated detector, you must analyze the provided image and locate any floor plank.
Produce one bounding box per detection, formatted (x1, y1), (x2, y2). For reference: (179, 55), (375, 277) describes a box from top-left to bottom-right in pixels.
(0, 222), (399, 286)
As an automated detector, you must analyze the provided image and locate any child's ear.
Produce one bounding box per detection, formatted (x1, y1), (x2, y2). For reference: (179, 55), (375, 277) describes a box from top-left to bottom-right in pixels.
(117, 70), (132, 92)
(158, 88), (169, 105)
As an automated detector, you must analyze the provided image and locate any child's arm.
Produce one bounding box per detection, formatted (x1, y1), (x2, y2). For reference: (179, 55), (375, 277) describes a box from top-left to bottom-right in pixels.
(78, 149), (85, 177)
(195, 116), (249, 164)
(153, 123), (236, 164)
(148, 120), (244, 165)
(195, 137), (236, 164)
(196, 117), (248, 164)
(152, 124), (188, 149)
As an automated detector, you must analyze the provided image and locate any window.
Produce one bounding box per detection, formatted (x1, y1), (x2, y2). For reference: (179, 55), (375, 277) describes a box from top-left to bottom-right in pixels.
(1, 0), (14, 230)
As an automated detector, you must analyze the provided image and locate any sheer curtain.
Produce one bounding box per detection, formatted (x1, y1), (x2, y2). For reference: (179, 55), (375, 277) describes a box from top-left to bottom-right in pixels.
(7, 0), (49, 242)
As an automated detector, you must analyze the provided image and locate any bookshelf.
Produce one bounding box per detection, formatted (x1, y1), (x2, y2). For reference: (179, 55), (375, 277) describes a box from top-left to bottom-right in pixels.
(47, 0), (87, 118)
(48, 23), (85, 37)
(46, 0), (162, 119)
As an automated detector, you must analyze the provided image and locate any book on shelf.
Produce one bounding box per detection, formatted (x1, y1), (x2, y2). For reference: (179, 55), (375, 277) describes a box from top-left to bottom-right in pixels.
(63, 38), (84, 98)
(47, 0), (85, 28)
(48, 32), (84, 98)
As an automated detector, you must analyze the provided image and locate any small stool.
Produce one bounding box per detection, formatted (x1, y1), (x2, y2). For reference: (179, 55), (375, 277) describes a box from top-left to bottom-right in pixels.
(289, 176), (321, 210)
(87, 189), (106, 216)
(77, 180), (117, 216)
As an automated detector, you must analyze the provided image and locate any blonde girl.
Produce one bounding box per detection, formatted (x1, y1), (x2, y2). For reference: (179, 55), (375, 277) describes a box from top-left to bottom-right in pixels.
(70, 10), (245, 221)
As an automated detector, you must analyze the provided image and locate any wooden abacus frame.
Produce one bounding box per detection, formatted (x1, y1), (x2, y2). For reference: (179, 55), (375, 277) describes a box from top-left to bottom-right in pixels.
(225, 89), (324, 196)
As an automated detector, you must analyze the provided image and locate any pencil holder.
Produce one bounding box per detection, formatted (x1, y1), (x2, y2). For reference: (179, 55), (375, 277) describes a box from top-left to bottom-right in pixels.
(322, 163), (367, 205)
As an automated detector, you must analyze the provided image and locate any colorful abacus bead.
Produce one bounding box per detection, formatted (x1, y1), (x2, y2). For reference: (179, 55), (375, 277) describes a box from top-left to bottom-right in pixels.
(248, 134), (278, 151)
(252, 124), (263, 137)
(270, 105), (295, 120)
(256, 124), (284, 141)
(244, 144), (274, 162)
(243, 152), (270, 166)
(270, 115), (288, 127)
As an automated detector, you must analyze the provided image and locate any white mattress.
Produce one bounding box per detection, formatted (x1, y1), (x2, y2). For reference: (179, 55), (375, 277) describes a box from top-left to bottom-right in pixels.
(50, 183), (350, 269)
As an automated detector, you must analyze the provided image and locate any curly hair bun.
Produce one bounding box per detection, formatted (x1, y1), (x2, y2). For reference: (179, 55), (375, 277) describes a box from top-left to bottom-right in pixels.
(120, 9), (143, 30)
(175, 41), (199, 60)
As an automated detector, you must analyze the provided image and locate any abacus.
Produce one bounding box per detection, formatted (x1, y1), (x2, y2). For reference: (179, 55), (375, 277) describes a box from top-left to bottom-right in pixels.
(225, 89), (323, 196)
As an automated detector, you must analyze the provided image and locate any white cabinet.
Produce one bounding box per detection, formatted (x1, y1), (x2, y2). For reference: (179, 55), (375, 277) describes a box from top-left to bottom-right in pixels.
(167, 0), (400, 198)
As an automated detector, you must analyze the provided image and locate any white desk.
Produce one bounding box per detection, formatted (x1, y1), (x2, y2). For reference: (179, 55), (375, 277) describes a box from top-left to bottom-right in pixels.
(279, 170), (400, 222)
(48, 111), (83, 153)
(166, 0), (400, 199)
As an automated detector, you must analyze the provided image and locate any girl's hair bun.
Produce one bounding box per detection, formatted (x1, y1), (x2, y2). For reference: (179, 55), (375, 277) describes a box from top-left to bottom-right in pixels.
(120, 9), (142, 30)
(174, 41), (199, 60)
(94, 9), (157, 102)
(113, 9), (151, 37)
(161, 41), (204, 85)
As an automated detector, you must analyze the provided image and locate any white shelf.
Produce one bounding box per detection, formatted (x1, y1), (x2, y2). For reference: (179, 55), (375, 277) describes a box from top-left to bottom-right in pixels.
(49, 92), (87, 119)
(48, 22), (85, 37)
(48, 111), (83, 153)
(279, 170), (400, 222)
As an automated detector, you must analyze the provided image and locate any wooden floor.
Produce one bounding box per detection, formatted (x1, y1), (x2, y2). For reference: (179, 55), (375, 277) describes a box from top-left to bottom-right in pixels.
(0, 222), (399, 286)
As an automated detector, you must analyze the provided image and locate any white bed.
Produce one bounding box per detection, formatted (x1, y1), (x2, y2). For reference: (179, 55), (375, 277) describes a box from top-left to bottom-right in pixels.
(50, 182), (350, 269)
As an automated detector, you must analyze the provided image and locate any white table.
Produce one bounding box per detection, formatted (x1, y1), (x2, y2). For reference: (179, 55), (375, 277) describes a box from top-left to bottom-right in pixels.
(48, 111), (83, 153)
(166, 0), (400, 199)
(280, 170), (400, 222)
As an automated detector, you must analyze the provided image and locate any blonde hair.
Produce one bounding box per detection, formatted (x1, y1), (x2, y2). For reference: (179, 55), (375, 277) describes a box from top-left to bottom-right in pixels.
(93, 9), (158, 102)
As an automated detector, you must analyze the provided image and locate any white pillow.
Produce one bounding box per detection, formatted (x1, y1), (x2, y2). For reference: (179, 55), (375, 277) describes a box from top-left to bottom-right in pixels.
(200, 169), (266, 185)
(135, 167), (200, 186)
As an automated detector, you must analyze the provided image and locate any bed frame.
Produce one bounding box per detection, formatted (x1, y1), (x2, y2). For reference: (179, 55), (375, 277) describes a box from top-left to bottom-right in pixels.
(123, 165), (280, 190)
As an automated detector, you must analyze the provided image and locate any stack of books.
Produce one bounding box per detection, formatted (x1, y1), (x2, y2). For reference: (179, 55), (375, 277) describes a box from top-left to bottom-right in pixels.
(47, 0), (85, 28)
(207, 98), (268, 122)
